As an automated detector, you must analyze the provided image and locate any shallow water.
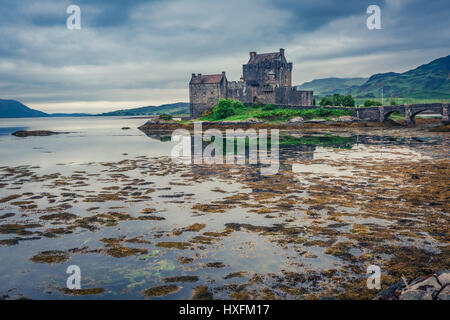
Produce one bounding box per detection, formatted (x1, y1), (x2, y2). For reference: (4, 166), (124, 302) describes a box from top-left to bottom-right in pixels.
(0, 117), (448, 300)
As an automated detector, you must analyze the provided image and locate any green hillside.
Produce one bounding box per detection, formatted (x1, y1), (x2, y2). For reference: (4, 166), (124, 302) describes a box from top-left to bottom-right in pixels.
(296, 77), (368, 96)
(297, 55), (450, 103)
(99, 102), (189, 116)
(349, 55), (450, 100)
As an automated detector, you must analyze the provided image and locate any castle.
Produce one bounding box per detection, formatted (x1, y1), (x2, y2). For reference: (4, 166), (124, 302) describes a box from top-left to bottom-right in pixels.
(189, 49), (313, 118)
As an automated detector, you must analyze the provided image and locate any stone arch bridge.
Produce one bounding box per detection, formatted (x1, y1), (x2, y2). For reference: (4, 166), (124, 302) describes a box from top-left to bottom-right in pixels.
(356, 103), (449, 124)
(273, 103), (448, 124)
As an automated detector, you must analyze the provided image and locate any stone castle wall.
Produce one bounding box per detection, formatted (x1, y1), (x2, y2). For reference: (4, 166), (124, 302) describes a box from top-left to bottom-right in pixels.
(275, 87), (313, 106)
(189, 74), (227, 118)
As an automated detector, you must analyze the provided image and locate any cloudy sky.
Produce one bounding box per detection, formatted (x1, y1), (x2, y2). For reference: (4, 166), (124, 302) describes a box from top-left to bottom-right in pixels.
(0, 0), (449, 113)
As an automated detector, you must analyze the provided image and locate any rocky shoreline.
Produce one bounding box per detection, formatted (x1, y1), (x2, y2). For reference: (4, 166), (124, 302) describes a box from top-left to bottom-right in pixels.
(374, 271), (449, 300)
(138, 117), (448, 133)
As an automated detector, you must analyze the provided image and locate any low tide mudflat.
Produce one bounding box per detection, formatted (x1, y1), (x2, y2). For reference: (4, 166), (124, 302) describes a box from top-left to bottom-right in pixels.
(0, 117), (448, 299)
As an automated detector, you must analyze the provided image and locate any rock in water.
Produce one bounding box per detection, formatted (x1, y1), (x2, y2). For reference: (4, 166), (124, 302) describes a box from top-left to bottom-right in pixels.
(12, 130), (67, 137)
(289, 117), (304, 123)
(375, 271), (449, 300)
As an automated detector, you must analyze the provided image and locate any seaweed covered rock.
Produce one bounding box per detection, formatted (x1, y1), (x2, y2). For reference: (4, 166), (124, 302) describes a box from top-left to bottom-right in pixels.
(12, 130), (68, 137)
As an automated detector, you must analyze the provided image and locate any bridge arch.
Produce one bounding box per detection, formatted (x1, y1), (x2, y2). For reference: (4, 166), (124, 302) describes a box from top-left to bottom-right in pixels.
(406, 104), (448, 124)
(382, 108), (405, 122)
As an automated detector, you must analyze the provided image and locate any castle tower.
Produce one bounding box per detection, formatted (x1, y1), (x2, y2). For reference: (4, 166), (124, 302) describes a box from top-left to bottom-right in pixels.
(189, 72), (227, 118)
(242, 48), (292, 88)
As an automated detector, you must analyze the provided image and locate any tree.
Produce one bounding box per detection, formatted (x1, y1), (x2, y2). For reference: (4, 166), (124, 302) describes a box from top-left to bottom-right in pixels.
(363, 99), (382, 107)
(342, 95), (355, 107)
(319, 94), (354, 106)
(333, 93), (344, 106)
(319, 96), (334, 106)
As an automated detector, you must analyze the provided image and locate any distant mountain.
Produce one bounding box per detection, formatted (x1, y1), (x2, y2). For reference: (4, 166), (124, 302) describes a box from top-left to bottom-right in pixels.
(348, 55), (450, 99)
(50, 113), (92, 117)
(0, 100), (190, 118)
(0, 99), (49, 118)
(296, 78), (368, 96)
(297, 55), (450, 100)
(98, 102), (189, 116)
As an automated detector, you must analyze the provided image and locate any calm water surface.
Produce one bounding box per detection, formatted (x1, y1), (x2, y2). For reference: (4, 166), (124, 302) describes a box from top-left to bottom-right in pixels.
(0, 117), (447, 299)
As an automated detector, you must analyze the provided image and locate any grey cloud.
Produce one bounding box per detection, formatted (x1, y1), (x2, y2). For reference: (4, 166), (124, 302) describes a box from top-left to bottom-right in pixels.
(0, 0), (448, 112)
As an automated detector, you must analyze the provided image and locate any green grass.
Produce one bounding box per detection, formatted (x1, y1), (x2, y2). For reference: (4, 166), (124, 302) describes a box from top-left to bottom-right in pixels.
(388, 112), (405, 121)
(198, 105), (355, 122)
(279, 134), (355, 149)
(209, 134), (356, 155)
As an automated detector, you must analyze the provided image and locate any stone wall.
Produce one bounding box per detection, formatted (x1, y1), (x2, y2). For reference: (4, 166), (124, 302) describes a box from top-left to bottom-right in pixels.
(275, 87), (313, 106)
(227, 81), (248, 102)
(189, 79), (227, 118)
(243, 60), (292, 87)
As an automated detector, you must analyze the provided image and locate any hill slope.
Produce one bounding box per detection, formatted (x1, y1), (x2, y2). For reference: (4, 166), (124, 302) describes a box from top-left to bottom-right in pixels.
(297, 55), (450, 100)
(98, 102), (189, 116)
(0, 101), (190, 118)
(296, 78), (368, 96)
(349, 55), (450, 99)
(0, 99), (49, 118)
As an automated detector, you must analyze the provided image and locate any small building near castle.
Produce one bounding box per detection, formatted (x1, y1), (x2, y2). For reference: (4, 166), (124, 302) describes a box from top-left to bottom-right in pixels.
(189, 49), (313, 118)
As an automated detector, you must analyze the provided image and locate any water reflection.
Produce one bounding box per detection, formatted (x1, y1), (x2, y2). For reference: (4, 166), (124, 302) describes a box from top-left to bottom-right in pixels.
(0, 117), (447, 300)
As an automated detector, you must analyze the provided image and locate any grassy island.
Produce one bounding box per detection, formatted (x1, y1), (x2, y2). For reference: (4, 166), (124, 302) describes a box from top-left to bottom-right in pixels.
(197, 99), (356, 122)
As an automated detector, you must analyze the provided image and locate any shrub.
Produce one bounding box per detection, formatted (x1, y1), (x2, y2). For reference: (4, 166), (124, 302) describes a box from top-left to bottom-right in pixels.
(252, 102), (264, 109)
(254, 107), (355, 121)
(231, 100), (245, 109)
(159, 114), (173, 120)
(201, 109), (213, 117)
(262, 104), (276, 111)
(363, 99), (382, 107)
(318, 107), (329, 117)
(212, 99), (236, 120)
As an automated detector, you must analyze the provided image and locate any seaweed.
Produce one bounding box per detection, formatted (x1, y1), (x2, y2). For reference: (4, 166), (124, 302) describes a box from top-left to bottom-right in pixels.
(164, 276), (199, 283)
(30, 250), (70, 264)
(192, 285), (213, 300)
(143, 285), (181, 297)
